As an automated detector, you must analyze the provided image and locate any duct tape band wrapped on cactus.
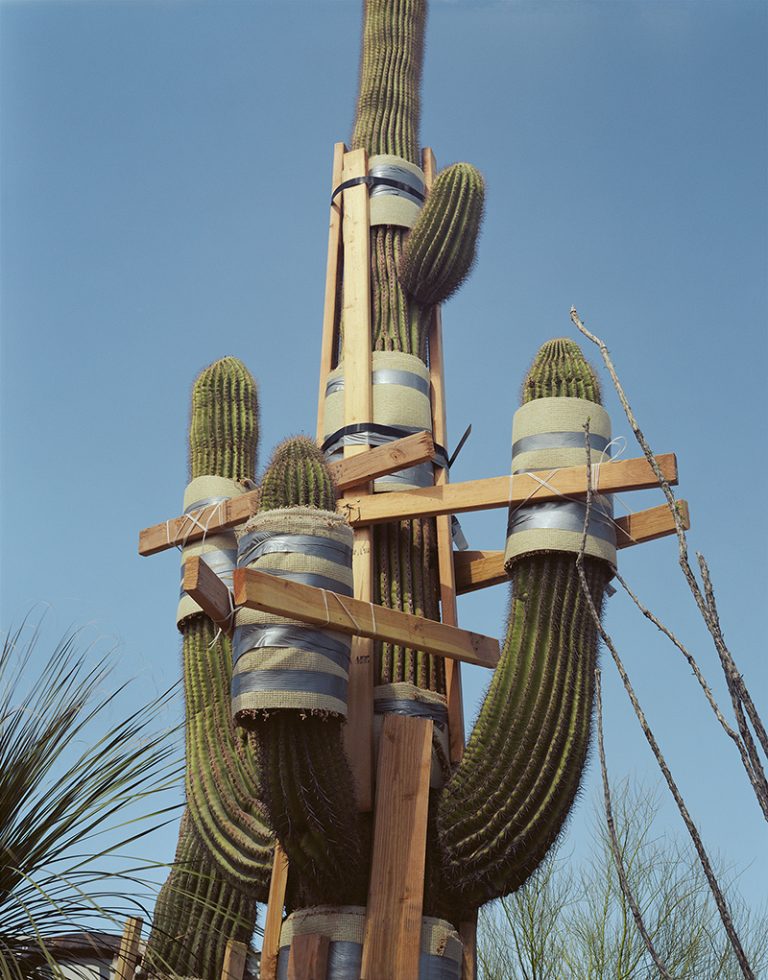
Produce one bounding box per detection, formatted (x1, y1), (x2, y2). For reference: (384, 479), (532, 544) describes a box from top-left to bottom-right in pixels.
(176, 475), (245, 627)
(276, 906), (462, 980)
(374, 682), (451, 789)
(504, 397), (617, 568)
(368, 154), (425, 228)
(231, 508), (354, 719)
(323, 350), (436, 490)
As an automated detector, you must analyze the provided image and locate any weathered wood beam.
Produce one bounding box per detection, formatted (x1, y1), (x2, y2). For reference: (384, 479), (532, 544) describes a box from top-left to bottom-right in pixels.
(114, 917), (142, 980)
(232, 567), (500, 669)
(183, 557), (234, 632)
(259, 843), (289, 980)
(338, 453), (679, 527)
(287, 935), (330, 980)
(221, 939), (248, 980)
(329, 429), (436, 490)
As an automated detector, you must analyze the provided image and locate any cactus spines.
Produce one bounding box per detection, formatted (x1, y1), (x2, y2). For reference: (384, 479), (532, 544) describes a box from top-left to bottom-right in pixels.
(398, 162), (485, 307)
(249, 437), (368, 906)
(430, 339), (612, 917)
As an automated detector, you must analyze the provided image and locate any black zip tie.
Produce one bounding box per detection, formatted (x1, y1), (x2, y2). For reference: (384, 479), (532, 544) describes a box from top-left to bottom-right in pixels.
(447, 423), (472, 469)
(331, 175), (426, 205)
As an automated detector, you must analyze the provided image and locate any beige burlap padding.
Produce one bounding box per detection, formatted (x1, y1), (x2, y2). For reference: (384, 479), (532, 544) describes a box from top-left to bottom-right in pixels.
(324, 350), (433, 492)
(278, 906), (463, 966)
(368, 154), (425, 229)
(373, 683), (451, 790)
(231, 508), (353, 719)
(505, 397), (617, 569)
(176, 476), (246, 628)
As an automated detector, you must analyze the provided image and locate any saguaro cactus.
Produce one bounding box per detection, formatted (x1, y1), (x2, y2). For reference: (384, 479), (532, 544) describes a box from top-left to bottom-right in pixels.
(145, 359), (273, 978)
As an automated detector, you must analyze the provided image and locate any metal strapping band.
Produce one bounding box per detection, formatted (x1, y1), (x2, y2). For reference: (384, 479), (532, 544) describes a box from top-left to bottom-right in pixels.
(232, 670), (348, 702)
(326, 367), (431, 398)
(256, 566), (353, 596)
(183, 495), (231, 515)
(322, 423), (449, 468)
(238, 531), (352, 568)
(331, 175), (426, 205)
(507, 497), (616, 545)
(512, 430), (611, 459)
(233, 624), (351, 669)
(374, 698), (448, 727)
(179, 549), (236, 598)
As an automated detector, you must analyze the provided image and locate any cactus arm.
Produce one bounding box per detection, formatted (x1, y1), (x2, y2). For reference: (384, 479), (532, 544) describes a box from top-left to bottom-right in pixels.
(429, 340), (612, 916)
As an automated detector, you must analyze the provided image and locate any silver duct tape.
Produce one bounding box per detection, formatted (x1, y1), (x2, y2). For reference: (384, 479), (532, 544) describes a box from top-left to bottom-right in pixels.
(323, 424), (424, 456)
(276, 941), (458, 980)
(233, 624), (351, 670)
(374, 698), (448, 727)
(255, 566), (353, 596)
(419, 953), (461, 980)
(507, 497), (616, 545)
(451, 516), (469, 551)
(325, 368), (430, 399)
(178, 549), (236, 599)
(512, 430), (611, 461)
(232, 669), (348, 702)
(183, 495), (231, 515)
(372, 461), (434, 490)
(369, 162), (425, 203)
(238, 531), (352, 569)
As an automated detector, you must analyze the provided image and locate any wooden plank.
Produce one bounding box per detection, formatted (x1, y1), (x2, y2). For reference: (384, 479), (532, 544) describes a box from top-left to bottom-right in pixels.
(316, 142), (346, 443)
(424, 145), (465, 764)
(339, 454), (679, 526)
(233, 567), (500, 669)
(339, 146), (375, 814)
(453, 501), (691, 594)
(260, 843), (289, 980)
(114, 916), (142, 980)
(459, 915), (478, 980)
(361, 714), (433, 979)
(139, 491), (260, 557)
(221, 939), (248, 980)
(183, 556), (234, 632)
(287, 934), (330, 980)
(328, 430), (436, 490)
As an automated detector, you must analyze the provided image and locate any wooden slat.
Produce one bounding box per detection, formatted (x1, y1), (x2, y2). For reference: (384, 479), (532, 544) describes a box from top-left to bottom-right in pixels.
(287, 934), (330, 980)
(233, 568), (500, 669)
(260, 843), (289, 980)
(339, 146), (375, 813)
(453, 501), (691, 595)
(221, 939), (248, 980)
(338, 454), (679, 526)
(139, 491), (260, 556)
(183, 557), (234, 632)
(316, 141), (346, 443)
(114, 917), (142, 980)
(328, 430), (436, 490)
(361, 715), (433, 979)
(459, 915), (478, 980)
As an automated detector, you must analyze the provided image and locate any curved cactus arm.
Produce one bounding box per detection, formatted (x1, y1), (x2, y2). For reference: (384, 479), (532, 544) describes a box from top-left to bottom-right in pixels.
(245, 437), (369, 907)
(398, 162), (485, 308)
(430, 339), (613, 917)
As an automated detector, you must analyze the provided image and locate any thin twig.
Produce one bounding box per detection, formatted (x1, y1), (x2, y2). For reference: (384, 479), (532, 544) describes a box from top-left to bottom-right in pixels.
(595, 668), (672, 980)
(576, 421), (755, 980)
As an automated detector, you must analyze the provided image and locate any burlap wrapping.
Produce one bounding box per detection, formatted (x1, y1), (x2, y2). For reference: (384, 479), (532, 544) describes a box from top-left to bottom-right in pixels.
(373, 683), (451, 789)
(176, 475), (245, 628)
(231, 508), (353, 719)
(323, 350), (434, 491)
(276, 906), (462, 979)
(504, 397), (617, 569)
(368, 154), (425, 229)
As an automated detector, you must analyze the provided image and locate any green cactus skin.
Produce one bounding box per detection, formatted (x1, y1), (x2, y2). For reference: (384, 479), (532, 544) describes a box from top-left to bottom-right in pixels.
(144, 814), (254, 978)
(245, 437), (369, 907)
(428, 339), (613, 918)
(145, 359), (273, 977)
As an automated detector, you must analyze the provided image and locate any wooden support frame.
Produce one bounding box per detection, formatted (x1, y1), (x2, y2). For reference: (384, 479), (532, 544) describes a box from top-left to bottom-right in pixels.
(114, 916), (142, 980)
(260, 842), (290, 980)
(287, 935), (330, 980)
(232, 566), (499, 668)
(338, 453), (679, 526)
(221, 939), (248, 980)
(454, 501), (691, 595)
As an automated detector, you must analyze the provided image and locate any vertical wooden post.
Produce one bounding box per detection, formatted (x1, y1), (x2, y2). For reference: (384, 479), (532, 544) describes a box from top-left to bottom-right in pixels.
(260, 842), (290, 980)
(114, 916), (142, 980)
(360, 714), (433, 979)
(422, 147), (466, 765)
(221, 939), (248, 980)
(287, 934), (330, 980)
(339, 146), (375, 813)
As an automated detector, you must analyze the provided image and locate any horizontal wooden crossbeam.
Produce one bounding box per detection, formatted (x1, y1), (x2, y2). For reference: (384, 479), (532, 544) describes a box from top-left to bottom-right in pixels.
(183, 556), (235, 631)
(233, 567), (500, 669)
(453, 500), (691, 595)
(338, 453), (678, 527)
(138, 432), (437, 556)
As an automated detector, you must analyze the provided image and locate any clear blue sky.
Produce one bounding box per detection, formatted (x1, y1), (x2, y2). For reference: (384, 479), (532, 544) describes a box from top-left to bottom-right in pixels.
(2, 0), (766, 921)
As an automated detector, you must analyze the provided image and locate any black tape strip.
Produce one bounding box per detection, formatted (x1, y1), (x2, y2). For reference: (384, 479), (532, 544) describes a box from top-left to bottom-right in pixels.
(321, 422), (449, 467)
(331, 175), (426, 205)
